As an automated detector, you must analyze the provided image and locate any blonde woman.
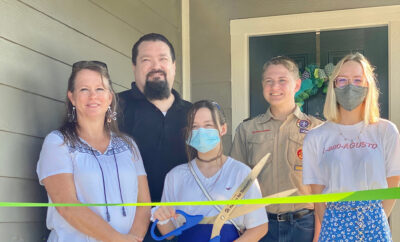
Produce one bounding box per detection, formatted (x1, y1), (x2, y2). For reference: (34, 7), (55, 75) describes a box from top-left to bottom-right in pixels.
(303, 53), (400, 241)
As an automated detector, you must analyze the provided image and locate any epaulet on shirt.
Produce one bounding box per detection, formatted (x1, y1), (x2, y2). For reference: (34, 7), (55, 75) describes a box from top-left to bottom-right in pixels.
(305, 114), (324, 127)
(242, 113), (267, 124)
(242, 117), (252, 122)
(242, 114), (263, 124)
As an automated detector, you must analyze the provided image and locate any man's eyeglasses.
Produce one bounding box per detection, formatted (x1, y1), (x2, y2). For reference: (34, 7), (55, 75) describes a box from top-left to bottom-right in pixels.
(72, 60), (108, 70)
(334, 77), (366, 89)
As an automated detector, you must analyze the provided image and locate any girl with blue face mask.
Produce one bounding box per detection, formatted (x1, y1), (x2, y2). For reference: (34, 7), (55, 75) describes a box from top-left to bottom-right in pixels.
(152, 100), (268, 242)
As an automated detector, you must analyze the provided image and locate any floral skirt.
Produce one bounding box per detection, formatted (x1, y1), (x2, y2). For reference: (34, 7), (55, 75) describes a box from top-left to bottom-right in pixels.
(319, 200), (392, 242)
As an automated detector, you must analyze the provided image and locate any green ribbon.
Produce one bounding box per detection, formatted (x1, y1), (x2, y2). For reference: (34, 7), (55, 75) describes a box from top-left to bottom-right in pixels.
(1, 187), (399, 207)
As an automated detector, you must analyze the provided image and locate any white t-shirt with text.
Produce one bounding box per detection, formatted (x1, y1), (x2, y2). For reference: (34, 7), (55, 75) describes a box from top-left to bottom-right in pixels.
(303, 119), (400, 194)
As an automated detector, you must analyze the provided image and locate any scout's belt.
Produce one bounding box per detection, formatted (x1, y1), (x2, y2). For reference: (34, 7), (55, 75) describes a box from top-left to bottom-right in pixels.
(268, 208), (313, 222)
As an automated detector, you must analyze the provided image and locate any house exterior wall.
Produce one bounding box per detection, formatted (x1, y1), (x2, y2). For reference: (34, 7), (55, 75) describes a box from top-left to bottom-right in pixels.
(0, 0), (181, 240)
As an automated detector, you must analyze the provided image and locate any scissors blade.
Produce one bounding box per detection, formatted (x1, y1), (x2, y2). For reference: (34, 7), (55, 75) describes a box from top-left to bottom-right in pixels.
(199, 188), (297, 225)
(210, 153), (270, 239)
(227, 188), (297, 220)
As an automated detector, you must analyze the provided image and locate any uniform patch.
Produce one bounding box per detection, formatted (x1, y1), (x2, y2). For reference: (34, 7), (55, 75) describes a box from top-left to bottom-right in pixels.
(294, 164), (303, 171)
(296, 119), (310, 128)
(297, 148), (303, 160)
(300, 128), (308, 134)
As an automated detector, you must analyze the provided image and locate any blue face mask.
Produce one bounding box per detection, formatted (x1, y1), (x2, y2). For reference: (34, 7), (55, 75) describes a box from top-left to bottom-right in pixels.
(187, 128), (221, 153)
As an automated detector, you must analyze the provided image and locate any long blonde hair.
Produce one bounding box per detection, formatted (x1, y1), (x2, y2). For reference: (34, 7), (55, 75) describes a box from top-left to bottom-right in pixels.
(323, 52), (380, 124)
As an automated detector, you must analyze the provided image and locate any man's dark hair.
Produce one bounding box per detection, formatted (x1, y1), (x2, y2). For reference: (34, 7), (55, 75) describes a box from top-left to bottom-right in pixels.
(131, 33), (176, 65)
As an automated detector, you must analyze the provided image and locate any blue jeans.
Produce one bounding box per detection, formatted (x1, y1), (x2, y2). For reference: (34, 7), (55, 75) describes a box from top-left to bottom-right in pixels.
(260, 210), (315, 242)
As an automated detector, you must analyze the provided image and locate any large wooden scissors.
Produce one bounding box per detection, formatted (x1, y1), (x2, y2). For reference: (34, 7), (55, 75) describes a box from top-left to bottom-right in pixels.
(151, 153), (297, 241)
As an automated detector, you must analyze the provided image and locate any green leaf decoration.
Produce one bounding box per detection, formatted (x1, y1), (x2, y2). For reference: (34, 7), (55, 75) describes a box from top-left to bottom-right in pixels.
(323, 85), (328, 94)
(324, 63), (335, 77)
(295, 79), (313, 98)
(310, 86), (318, 95)
(318, 69), (328, 80)
(295, 63), (333, 109)
(315, 78), (324, 88)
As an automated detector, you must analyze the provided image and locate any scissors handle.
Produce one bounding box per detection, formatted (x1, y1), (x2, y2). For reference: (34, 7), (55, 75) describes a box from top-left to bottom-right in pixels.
(209, 235), (221, 242)
(151, 209), (204, 241)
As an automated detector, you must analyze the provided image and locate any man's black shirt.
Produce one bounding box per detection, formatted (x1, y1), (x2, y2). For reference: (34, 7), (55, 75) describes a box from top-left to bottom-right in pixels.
(117, 82), (192, 202)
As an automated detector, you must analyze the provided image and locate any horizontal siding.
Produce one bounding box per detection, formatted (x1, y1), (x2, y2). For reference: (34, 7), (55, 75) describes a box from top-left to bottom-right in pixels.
(0, 84), (64, 137)
(0, 177), (45, 202)
(0, 177), (47, 222)
(90, 0), (183, 85)
(0, 207), (45, 223)
(0, 37), (128, 100)
(112, 83), (129, 93)
(0, 131), (43, 179)
(0, 38), (68, 101)
(0, 222), (48, 241)
(139, 0), (180, 29)
(20, 0), (141, 56)
(0, 0), (132, 88)
(90, 0), (180, 44)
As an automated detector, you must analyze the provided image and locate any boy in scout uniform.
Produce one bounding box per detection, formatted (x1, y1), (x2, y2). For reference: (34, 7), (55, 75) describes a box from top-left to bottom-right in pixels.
(230, 56), (323, 242)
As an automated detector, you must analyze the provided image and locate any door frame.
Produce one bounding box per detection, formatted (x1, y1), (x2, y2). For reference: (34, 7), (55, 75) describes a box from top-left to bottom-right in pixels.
(230, 5), (400, 238)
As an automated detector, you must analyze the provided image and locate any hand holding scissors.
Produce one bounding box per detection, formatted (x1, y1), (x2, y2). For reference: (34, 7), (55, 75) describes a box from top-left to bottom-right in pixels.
(151, 153), (297, 241)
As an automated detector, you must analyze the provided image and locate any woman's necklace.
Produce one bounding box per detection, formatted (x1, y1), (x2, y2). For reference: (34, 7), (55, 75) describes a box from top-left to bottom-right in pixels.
(196, 153), (222, 162)
(336, 123), (365, 143)
(195, 156), (225, 189)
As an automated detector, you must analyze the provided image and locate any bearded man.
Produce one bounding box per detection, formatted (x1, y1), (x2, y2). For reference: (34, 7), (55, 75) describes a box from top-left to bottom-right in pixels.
(118, 33), (192, 204)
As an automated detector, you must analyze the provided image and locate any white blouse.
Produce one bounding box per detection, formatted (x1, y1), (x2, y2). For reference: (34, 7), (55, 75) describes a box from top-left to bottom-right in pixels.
(37, 131), (146, 241)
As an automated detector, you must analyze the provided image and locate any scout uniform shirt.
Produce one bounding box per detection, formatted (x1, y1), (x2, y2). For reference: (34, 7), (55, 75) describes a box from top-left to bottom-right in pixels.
(230, 106), (323, 214)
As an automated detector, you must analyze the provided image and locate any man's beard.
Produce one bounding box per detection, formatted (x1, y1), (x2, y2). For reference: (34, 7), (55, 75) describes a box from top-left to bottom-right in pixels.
(143, 70), (171, 100)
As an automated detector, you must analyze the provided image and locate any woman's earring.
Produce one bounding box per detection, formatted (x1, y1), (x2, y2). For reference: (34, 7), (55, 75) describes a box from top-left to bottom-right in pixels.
(68, 106), (76, 122)
(107, 106), (117, 123)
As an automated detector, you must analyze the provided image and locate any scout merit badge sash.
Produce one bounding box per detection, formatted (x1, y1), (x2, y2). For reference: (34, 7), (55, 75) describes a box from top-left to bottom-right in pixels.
(150, 153), (298, 242)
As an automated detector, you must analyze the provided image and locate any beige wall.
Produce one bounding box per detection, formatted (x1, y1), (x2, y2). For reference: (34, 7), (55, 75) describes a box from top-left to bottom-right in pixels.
(189, 0), (400, 151)
(0, 0), (181, 240)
